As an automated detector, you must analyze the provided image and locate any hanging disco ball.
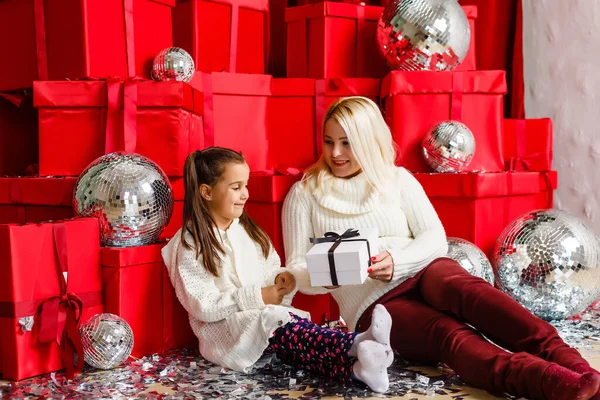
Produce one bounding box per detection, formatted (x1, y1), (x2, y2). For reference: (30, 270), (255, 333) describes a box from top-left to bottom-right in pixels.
(422, 120), (475, 172)
(494, 209), (600, 321)
(80, 313), (134, 370)
(377, 0), (471, 71)
(151, 47), (195, 83)
(446, 237), (494, 285)
(73, 152), (174, 247)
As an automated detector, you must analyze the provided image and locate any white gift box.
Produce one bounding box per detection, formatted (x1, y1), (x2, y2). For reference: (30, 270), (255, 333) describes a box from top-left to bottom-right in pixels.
(306, 228), (379, 286)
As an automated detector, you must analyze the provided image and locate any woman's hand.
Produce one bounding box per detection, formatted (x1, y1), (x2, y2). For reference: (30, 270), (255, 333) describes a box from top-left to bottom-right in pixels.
(275, 271), (296, 295)
(368, 251), (394, 283)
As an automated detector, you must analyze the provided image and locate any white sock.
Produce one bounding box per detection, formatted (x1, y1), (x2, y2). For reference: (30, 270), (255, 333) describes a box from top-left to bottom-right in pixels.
(352, 340), (392, 393)
(349, 304), (392, 358)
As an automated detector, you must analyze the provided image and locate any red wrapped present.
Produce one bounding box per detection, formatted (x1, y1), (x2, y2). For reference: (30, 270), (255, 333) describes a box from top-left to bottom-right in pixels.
(286, 2), (388, 79)
(173, 0), (269, 74)
(0, 178), (76, 225)
(189, 72), (271, 171)
(0, 0), (174, 91)
(101, 243), (196, 358)
(504, 118), (553, 172)
(415, 171), (557, 258)
(0, 218), (103, 381)
(34, 80), (204, 177)
(0, 93), (38, 176)
(269, 79), (319, 169)
(315, 78), (381, 153)
(161, 179), (183, 240)
(245, 171), (340, 324)
(381, 70), (507, 173)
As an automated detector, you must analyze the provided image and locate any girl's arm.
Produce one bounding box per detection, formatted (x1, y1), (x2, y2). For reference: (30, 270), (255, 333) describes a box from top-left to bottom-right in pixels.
(282, 183), (330, 295)
(262, 245), (297, 306)
(378, 169), (448, 283)
(170, 242), (266, 323)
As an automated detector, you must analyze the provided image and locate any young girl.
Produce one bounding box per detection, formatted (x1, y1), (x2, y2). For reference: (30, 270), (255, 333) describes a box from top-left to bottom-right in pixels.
(282, 96), (600, 400)
(161, 147), (395, 393)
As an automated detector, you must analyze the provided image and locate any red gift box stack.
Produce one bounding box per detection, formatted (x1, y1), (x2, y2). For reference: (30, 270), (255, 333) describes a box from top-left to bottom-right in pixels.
(0, 0), (557, 381)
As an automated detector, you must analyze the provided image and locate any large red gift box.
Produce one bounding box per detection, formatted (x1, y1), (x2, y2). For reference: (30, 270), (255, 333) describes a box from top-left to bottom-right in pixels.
(504, 118), (553, 172)
(0, 0), (174, 92)
(0, 93), (38, 176)
(415, 171), (558, 258)
(269, 79), (319, 169)
(245, 172), (340, 324)
(285, 2), (388, 79)
(0, 178), (76, 225)
(0, 218), (103, 381)
(189, 72), (271, 171)
(173, 0), (269, 74)
(34, 80), (204, 177)
(381, 71), (507, 173)
(101, 243), (196, 358)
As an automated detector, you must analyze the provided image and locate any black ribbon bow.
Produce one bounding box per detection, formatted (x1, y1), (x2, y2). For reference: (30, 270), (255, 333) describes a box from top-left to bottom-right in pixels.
(309, 229), (372, 286)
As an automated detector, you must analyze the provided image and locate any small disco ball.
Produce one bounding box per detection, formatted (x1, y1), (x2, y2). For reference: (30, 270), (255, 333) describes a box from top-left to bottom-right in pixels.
(79, 313), (134, 370)
(494, 209), (600, 321)
(151, 47), (195, 83)
(422, 121), (475, 172)
(73, 152), (174, 247)
(377, 0), (471, 71)
(446, 237), (494, 285)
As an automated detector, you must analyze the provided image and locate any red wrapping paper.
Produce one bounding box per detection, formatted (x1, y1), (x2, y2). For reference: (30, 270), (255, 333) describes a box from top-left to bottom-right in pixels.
(504, 118), (553, 171)
(0, 0), (174, 91)
(101, 243), (196, 358)
(245, 172), (339, 324)
(0, 93), (38, 176)
(415, 171), (558, 258)
(269, 79), (319, 168)
(173, 0), (269, 74)
(381, 70), (507, 173)
(0, 218), (103, 381)
(285, 2), (388, 79)
(189, 72), (271, 171)
(34, 80), (204, 177)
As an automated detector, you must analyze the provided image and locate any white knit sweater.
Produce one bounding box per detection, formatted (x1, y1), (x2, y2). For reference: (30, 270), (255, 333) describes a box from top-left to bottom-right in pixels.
(282, 167), (448, 331)
(161, 219), (309, 372)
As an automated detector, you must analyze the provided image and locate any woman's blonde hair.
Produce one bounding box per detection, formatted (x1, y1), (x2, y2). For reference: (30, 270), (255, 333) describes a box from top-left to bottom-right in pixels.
(303, 96), (397, 191)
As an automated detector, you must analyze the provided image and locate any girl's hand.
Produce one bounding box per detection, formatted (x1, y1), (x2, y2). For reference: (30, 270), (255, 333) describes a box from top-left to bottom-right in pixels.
(262, 285), (286, 305)
(368, 251), (394, 283)
(275, 271), (296, 295)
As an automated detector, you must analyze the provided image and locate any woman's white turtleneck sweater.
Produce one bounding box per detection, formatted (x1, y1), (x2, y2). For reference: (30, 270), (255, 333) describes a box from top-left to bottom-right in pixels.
(282, 166), (449, 331)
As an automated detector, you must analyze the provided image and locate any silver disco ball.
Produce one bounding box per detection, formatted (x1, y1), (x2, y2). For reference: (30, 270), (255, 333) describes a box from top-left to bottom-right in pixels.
(73, 152), (174, 247)
(80, 313), (134, 370)
(377, 0), (471, 71)
(422, 120), (475, 172)
(494, 209), (600, 321)
(447, 237), (494, 285)
(151, 47), (195, 83)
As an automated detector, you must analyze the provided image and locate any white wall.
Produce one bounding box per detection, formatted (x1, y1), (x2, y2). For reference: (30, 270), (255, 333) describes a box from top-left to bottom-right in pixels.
(523, 0), (600, 234)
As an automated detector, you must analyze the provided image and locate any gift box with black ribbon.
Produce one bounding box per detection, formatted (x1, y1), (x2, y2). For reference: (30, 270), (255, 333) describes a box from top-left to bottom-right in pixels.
(306, 228), (378, 286)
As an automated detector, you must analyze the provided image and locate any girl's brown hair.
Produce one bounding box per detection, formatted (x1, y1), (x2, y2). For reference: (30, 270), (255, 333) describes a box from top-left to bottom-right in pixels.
(182, 147), (271, 277)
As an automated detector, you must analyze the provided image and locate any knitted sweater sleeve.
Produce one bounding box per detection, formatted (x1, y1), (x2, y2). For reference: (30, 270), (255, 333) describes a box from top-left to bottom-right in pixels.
(379, 169), (449, 282)
(282, 183), (329, 295)
(171, 242), (266, 323)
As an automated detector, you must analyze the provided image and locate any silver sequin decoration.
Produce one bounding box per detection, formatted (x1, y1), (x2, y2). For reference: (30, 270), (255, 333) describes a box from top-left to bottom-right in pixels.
(73, 152), (174, 247)
(446, 237), (494, 285)
(79, 313), (134, 370)
(377, 0), (471, 71)
(422, 120), (475, 172)
(19, 316), (34, 333)
(494, 209), (600, 321)
(151, 47), (195, 83)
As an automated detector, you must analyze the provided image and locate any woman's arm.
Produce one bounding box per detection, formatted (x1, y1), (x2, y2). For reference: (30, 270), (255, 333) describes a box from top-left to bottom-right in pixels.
(170, 243), (266, 323)
(378, 169), (448, 282)
(282, 183), (330, 295)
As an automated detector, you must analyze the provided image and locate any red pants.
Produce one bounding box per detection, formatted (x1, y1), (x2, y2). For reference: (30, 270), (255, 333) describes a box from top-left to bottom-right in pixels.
(356, 258), (588, 400)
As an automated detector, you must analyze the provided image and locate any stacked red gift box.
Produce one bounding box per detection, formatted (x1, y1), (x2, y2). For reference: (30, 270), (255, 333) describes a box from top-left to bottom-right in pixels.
(0, 0), (555, 380)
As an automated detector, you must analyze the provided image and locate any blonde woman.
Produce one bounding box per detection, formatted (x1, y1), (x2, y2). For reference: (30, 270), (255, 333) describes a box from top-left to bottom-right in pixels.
(282, 96), (600, 400)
